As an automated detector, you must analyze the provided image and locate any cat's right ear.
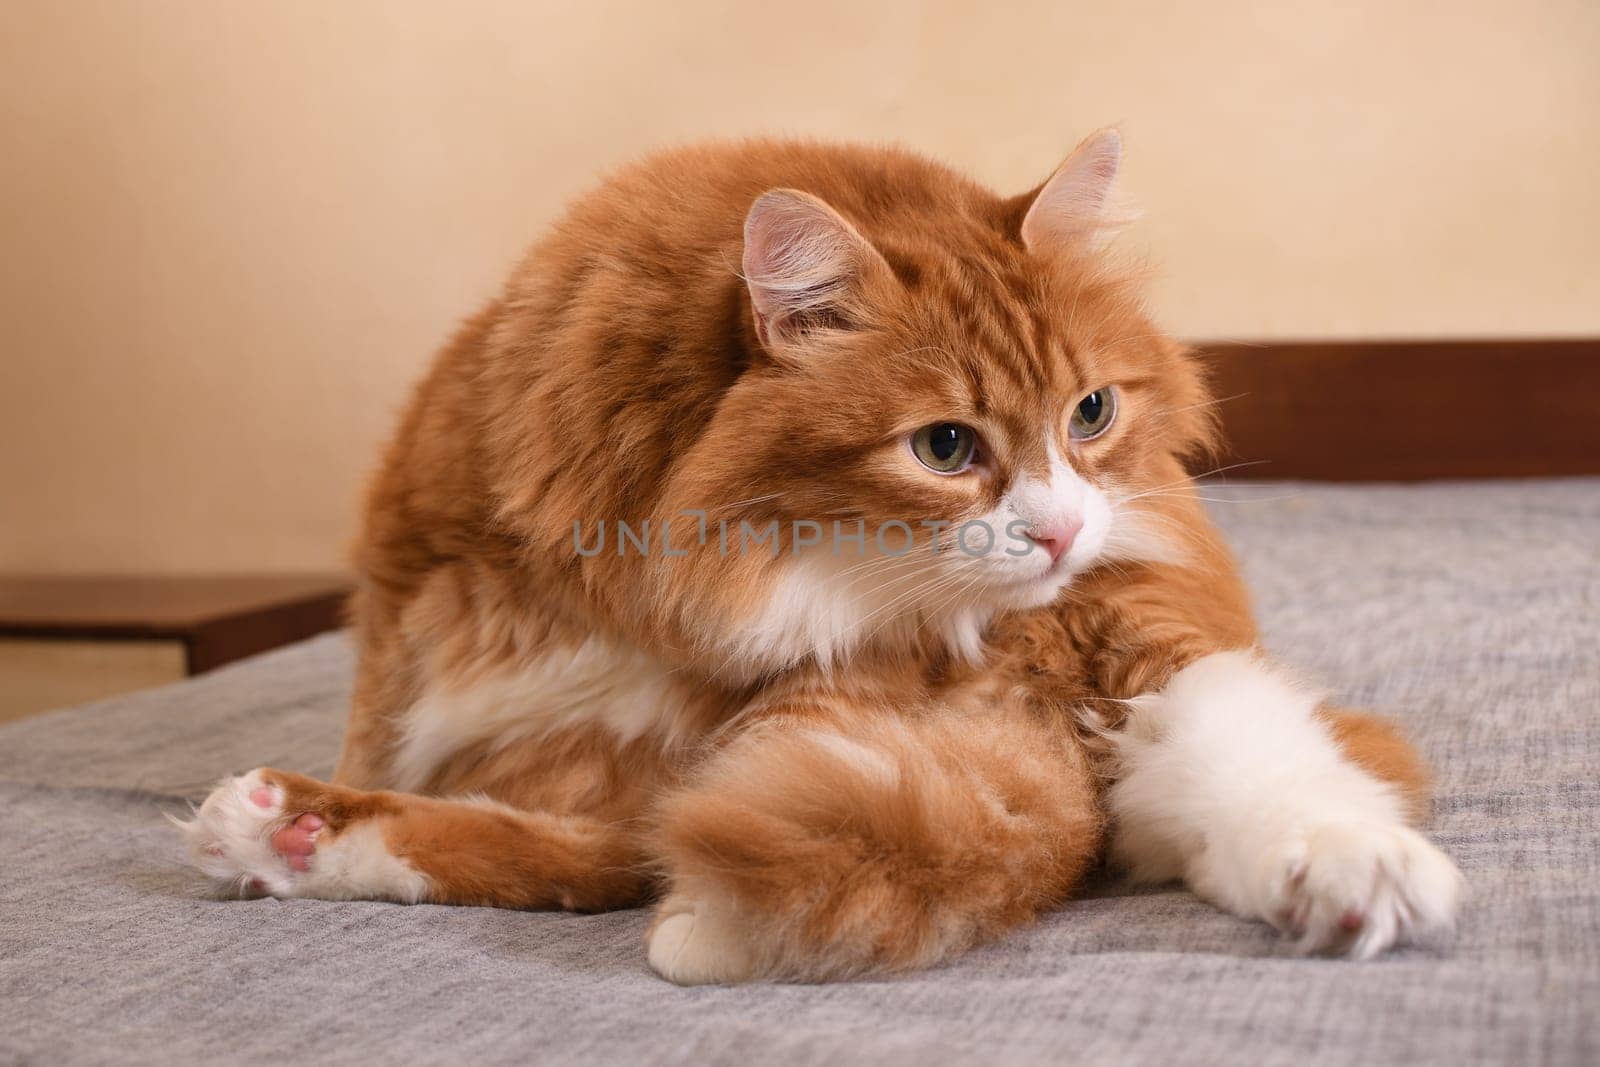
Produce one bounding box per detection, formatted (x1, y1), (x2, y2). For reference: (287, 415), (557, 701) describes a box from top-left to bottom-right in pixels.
(742, 189), (893, 353)
(1018, 128), (1127, 256)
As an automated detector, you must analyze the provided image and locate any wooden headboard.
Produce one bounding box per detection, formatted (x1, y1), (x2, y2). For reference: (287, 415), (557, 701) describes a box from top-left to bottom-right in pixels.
(1197, 338), (1600, 480)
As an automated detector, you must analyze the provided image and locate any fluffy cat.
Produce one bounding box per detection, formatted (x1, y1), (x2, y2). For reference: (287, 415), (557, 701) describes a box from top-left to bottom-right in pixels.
(180, 131), (1461, 982)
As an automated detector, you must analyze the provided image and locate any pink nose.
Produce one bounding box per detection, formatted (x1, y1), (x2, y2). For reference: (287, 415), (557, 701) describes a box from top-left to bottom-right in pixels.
(1029, 518), (1083, 563)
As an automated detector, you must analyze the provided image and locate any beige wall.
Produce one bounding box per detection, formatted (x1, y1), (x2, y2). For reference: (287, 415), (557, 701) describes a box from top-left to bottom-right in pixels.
(3, 1), (1596, 575)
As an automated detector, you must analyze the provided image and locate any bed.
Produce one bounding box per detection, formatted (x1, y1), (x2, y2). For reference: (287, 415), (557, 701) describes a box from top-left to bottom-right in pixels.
(3, 480), (1596, 1065)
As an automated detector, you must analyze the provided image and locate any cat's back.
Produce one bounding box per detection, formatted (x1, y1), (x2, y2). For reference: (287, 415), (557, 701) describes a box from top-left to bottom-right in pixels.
(433, 138), (1017, 413)
(537, 138), (1014, 269)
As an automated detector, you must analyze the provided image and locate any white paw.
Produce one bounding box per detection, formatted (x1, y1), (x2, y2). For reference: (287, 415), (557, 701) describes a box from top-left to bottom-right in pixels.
(175, 769), (301, 897)
(1258, 822), (1462, 958)
(646, 901), (758, 985)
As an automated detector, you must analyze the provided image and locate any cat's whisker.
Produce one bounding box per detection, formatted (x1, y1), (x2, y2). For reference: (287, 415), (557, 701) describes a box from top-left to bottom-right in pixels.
(1124, 488), (1302, 505)
(1188, 458), (1274, 481)
(846, 550), (971, 618)
(917, 567), (990, 637)
(1116, 460), (1272, 505)
(1188, 335), (1272, 349)
(853, 564), (980, 650)
(840, 557), (940, 605)
(1141, 392), (1248, 420)
(830, 544), (945, 590)
(849, 552), (983, 632)
(701, 492), (786, 515)
(829, 531), (964, 585)
(1105, 508), (1226, 576)
(1089, 555), (1138, 585)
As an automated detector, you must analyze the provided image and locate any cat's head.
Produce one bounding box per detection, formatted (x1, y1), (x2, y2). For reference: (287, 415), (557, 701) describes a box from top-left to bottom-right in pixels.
(657, 131), (1218, 677)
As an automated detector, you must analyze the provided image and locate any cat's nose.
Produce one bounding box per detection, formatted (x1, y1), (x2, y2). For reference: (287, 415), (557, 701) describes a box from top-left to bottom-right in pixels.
(1028, 517), (1083, 564)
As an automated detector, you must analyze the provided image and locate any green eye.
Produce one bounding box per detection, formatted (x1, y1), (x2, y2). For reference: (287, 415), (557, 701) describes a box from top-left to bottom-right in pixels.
(1069, 386), (1117, 440)
(911, 423), (978, 473)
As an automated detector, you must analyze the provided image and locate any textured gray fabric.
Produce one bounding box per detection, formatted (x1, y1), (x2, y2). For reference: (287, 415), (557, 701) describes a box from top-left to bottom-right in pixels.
(2, 479), (1597, 1066)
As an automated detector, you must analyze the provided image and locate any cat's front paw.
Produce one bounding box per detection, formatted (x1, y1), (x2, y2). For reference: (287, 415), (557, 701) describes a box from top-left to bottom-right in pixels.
(1255, 822), (1462, 958)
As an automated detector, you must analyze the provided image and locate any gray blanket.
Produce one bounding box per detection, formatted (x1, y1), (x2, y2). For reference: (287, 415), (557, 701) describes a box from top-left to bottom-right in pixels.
(3, 480), (1597, 1065)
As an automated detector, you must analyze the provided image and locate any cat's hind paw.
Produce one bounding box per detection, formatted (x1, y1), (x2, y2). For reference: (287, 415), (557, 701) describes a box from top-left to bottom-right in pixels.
(646, 898), (758, 985)
(176, 768), (312, 897)
(175, 767), (427, 903)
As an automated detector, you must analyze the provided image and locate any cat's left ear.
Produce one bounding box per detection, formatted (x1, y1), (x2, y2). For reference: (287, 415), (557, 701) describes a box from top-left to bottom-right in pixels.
(1019, 127), (1124, 256)
(743, 189), (895, 353)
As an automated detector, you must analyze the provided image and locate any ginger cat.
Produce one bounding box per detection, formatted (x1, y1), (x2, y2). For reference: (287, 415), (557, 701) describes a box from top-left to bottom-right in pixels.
(181, 131), (1461, 982)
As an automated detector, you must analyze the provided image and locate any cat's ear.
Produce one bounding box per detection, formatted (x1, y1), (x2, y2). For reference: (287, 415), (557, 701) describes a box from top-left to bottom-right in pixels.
(1020, 128), (1124, 255)
(743, 189), (893, 352)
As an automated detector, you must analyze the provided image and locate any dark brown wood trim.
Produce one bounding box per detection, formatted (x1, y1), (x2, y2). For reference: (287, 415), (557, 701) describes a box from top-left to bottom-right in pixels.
(0, 576), (351, 675)
(182, 589), (348, 674)
(1196, 338), (1600, 481)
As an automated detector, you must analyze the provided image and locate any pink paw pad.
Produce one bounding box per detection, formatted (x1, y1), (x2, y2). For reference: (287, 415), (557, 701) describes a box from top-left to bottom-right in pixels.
(249, 785), (281, 810)
(270, 813), (325, 872)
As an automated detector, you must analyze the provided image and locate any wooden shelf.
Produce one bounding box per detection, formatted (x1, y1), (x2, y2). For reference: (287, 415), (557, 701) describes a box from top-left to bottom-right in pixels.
(0, 573), (351, 677)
